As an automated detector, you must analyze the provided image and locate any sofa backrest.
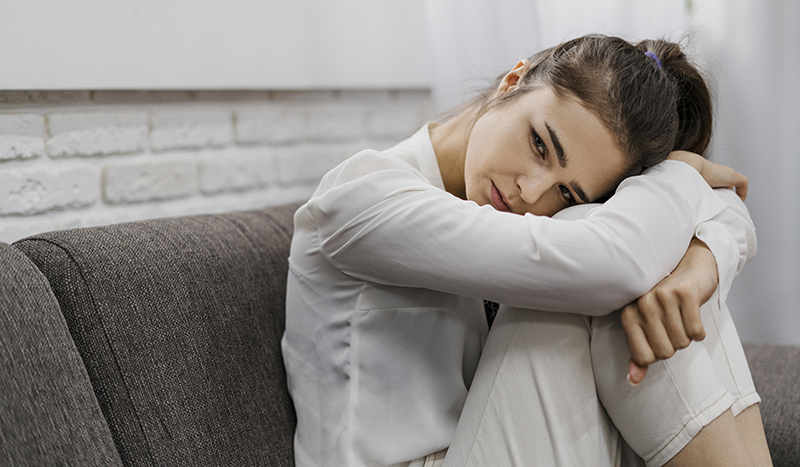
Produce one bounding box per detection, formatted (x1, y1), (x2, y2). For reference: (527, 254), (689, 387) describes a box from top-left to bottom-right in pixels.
(14, 203), (300, 466)
(8, 202), (798, 466)
(0, 242), (122, 466)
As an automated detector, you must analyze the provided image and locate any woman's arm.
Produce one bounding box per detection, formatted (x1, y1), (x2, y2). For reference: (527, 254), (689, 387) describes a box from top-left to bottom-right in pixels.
(624, 184), (756, 384)
(304, 151), (730, 315)
(695, 188), (757, 306)
(669, 150), (756, 306)
(669, 150), (749, 200)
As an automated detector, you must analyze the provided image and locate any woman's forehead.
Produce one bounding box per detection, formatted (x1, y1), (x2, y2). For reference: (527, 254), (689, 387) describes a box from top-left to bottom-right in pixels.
(524, 87), (628, 197)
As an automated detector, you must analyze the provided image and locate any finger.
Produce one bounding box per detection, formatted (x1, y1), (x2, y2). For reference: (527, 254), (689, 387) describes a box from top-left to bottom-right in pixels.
(657, 289), (692, 350)
(723, 169), (748, 199)
(704, 160), (743, 190)
(643, 320), (676, 361)
(638, 296), (677, 361)
(735, 175), (748, 200)
(680, 298), (706, 341)
(628, 359), (648, 386)
(622, 305), (656, 367)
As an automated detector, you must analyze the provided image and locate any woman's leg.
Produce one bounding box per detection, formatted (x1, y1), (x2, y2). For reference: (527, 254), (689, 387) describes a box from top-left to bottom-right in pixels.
(664, 295), (771, 466)
(735, 405), (773, 466)
(443, 307), (623, 467)
(663, 405), (769, 466)
(591, 290), (770, 466)
(444, 289), (770, 466)
(699, 296), (772, 465)
(592, 312), (735, 465)
(664, 409), (751, 466)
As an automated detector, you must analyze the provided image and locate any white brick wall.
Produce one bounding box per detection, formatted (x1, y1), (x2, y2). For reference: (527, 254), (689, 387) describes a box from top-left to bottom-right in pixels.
(0, 89), (431, 243)
(0, 165), (98, 215)
(235, 106), (307, 145)
(47, 111), (149, 157)
(0, 114), (46, 161)
(199, 147), (277, 194)
(103, 161), (197, 203)
(150, 108), (233, 151)
(276, 143), (356, 185)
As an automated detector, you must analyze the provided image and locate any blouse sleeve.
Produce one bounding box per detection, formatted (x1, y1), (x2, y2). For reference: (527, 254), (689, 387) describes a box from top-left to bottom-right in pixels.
(304, 151), (730, 315)
(693, 188), (757, 307)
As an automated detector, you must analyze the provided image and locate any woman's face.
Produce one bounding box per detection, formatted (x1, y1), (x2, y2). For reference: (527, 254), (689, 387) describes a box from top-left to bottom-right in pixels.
(464, 86), (629, 217)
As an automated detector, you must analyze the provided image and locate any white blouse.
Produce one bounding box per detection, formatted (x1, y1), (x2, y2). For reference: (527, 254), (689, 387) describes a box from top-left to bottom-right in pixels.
(281, 125), (756, 467)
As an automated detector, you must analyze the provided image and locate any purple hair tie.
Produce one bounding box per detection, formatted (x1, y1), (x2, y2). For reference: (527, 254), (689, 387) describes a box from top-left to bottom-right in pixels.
(645, 51), (663, 70)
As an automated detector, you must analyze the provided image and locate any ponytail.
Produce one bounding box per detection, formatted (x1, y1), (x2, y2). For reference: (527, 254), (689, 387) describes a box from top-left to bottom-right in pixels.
(637, 39), (713, 156)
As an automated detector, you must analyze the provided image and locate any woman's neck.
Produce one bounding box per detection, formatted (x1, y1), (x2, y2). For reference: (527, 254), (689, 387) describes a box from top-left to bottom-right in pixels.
(429, 107), (478, 200)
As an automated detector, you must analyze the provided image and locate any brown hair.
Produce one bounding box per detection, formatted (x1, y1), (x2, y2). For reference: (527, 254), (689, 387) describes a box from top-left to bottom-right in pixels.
(467, 35), (712, 178)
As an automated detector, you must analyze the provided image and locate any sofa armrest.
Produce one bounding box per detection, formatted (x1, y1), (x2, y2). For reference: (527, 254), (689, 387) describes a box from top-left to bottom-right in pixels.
(0, 242), (122, 466)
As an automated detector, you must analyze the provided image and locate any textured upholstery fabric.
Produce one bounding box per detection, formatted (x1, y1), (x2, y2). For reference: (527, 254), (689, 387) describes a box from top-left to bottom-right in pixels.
(14, 204), (300, 467)
(743, 342), (800, 467)
(6, 201), (798, 467)
(0, 242), (122, 466)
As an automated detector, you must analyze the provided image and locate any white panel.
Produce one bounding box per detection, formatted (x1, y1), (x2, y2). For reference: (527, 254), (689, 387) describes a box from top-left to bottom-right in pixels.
(0, 0), (431, 90)
(423, 0), (689, 111)
(692, 0), (800, 346)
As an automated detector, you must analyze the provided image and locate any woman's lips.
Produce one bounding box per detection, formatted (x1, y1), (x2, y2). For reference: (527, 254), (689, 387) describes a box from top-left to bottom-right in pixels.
(490, 182), (512, 212)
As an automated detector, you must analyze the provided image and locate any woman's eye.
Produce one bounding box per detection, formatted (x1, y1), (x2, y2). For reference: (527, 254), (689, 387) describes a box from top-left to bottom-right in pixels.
(531, 129), (546, 158)
(559, 185), (575, 204)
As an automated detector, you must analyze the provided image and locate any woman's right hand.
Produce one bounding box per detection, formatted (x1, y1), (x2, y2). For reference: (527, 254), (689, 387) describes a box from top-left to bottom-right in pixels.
(668, 151), (748, 200)
(622, 238), (719, 385)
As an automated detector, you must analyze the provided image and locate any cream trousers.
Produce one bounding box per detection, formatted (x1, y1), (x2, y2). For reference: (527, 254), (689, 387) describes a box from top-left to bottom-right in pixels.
(429, 290), (759, 467)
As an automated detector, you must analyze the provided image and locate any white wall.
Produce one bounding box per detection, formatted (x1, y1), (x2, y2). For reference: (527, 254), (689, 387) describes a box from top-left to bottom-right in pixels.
(0, 0), (430, 90)
(424, 0), (688, 111)
(690, 0), (800, 346)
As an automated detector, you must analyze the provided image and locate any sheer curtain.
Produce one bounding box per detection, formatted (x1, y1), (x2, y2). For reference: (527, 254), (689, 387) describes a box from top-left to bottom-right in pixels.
(424, 0), (800, 345)
(691, 0), (800, 345)
(423, 0), (687, 112)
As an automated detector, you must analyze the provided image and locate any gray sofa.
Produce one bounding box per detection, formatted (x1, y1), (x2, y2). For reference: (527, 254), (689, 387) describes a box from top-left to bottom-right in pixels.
(0, 203), (797, 466)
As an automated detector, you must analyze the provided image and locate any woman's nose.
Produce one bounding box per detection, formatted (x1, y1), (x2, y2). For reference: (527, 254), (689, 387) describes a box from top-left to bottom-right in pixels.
(517, 172), (554, 206)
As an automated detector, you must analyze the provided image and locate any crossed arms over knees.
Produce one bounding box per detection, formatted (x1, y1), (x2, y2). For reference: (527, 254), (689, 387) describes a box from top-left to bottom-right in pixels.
(623, 151), (754, 384)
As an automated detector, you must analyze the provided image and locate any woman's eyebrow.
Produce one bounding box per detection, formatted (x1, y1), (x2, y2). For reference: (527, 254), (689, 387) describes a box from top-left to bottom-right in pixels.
(570, 182), (590, 204)
(545, 122), (589, 203)
(545, 122), (567, 168)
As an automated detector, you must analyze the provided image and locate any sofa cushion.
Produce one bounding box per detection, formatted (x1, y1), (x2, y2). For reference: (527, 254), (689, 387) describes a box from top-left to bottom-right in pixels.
(14, 204), (300, 467)
(744, 342), (800, 466)
(0, 242), (122, 466)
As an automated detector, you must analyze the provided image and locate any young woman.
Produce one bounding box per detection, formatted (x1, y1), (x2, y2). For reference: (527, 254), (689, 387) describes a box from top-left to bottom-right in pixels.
(282, 35), (771, 466)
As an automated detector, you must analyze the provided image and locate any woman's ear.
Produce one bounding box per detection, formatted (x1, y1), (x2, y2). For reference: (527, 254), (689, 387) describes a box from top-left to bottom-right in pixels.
(496, 59), (532, 96)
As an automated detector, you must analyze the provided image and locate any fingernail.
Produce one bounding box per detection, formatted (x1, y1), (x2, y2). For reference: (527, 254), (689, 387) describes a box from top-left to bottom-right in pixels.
(627, 372), (639, 387)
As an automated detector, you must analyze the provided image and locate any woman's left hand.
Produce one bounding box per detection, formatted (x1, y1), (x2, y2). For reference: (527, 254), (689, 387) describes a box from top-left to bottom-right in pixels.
(668, 150), (749, 200)
(621, 238), (719, 385)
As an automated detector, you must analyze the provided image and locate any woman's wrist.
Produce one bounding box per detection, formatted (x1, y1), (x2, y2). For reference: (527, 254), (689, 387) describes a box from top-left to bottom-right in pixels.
(678, 238), (719, 297)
